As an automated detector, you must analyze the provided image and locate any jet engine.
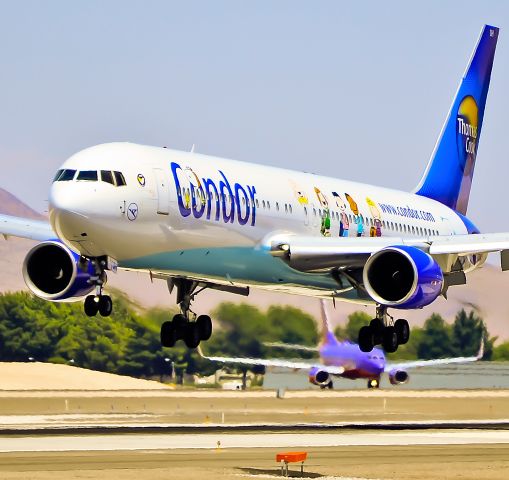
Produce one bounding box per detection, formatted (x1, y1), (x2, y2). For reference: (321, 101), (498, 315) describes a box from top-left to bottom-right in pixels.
(388, 369), (410, 385)
(22, 241), (95, 301)
(308, 366), (330, 386)
(363, 245), (443, 309)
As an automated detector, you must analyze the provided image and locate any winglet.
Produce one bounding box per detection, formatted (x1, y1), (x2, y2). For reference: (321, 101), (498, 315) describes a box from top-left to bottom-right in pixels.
(476, 335), (485, 360)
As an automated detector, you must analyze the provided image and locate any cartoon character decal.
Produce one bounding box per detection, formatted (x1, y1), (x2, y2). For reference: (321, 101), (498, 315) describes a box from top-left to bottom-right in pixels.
(320, 207), (331, 237)
(185, 167), (206, 207)
(366, 197), (382, 237)
(345, 193), (364, 237)
(290, 181), (309, 205)
(332, 192), (349, 237)
(314, 187), (328, 207)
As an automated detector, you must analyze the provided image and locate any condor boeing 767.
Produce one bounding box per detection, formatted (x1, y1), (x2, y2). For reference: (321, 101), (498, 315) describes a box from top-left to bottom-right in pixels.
(0, 25), (506, 353)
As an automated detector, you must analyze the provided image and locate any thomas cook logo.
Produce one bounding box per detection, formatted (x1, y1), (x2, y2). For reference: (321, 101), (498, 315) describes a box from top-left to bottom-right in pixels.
(456, 95), (478, 174)
(137, 174), (146, 186)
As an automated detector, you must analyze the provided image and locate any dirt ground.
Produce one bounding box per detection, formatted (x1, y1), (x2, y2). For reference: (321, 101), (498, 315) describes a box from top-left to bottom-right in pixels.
(0, 389), (508, 427)
(0, 444), (507, 479)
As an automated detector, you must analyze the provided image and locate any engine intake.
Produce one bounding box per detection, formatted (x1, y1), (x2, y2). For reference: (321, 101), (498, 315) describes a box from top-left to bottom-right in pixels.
(309, 366), (330, 386)
(388, 369), (409, 385)
(22, 241), (95, 301)
(363, 245), (443, 309)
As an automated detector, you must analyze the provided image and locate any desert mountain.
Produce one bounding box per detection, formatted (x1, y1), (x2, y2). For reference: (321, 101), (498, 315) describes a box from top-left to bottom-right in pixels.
(0, 187), (45, 220)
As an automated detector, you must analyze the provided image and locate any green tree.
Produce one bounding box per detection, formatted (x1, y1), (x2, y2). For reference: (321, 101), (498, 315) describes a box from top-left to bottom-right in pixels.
(451, 309), (493, 359)
(493, 342), (509, 361)
(417, 313), (453, 359)
(334, 311), (371, 341)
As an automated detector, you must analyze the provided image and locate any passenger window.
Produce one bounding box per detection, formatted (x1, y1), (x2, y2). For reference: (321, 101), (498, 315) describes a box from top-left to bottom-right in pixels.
(77, 170), (98, 181)
(289, 204), (292, 214)
(285, 204), (288, 213)
(113, 171), (126, 186)
(262, 200), (266, 209)
(304, 206), (307, 216)
(276, 202), (280, 211)
(313, 208), (316, 216)
(256, 199), (259, 208)
(101, 170), (115, 185)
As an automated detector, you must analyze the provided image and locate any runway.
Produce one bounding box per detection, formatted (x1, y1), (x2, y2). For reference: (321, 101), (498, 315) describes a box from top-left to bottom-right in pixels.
(1, 428), (508, 452)
(0, 390), (508, 479)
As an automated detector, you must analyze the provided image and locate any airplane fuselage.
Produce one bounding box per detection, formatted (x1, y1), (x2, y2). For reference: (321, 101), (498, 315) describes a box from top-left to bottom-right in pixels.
(49, 142), (472, 304)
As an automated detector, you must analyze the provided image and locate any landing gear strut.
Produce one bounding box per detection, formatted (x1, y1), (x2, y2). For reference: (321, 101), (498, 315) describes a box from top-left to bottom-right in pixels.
(358, 306), (409, 353)
(160, 279), (213, 349)
(83, 257), (112, 317)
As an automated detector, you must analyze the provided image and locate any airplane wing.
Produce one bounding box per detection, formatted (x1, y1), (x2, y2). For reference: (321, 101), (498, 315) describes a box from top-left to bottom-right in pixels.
(197, 347), (344, 375)
(263, 341), (319, 352)
(385, 339), (484, 372)
(0, 214), (53, 242)
(269, 233), (509, 272)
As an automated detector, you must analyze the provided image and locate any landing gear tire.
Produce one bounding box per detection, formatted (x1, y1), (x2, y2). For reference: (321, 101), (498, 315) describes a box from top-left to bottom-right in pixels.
(184, 323), (201, 349)
(368, 378), (380, 389)
(172, 314), (187, 340)
(320, 380), (333, 390)
(394, 319), (410, 345)
(196, 315), (212, 341)
(98, 295), (113, 317)
(359, 326), (374, 352)
(369, 318), (384, 345)
(84, 295), (99, 317)
(160, 321), (177, 348)
(382, 326), (398, 353)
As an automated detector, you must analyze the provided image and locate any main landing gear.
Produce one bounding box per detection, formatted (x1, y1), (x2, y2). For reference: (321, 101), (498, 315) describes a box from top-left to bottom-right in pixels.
(367, 378), (380, 389)
(358, 306), (410, 353)
(160, 279), (213, 349)
(83, 257), (112, 317)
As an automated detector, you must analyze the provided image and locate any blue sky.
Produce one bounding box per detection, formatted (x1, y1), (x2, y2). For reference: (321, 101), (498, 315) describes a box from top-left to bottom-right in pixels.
(1, 1), (508, 234)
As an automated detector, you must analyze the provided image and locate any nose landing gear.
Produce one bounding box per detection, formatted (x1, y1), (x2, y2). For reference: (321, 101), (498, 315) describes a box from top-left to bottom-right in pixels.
(83, 257), (112, 317)
(358, 306), (410, 353)
(160, 279), (214, 349)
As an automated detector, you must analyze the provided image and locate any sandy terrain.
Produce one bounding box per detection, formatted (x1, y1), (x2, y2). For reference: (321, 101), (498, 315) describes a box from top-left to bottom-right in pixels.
(0, 444), (508, 479)
(0, 362), (168, 391)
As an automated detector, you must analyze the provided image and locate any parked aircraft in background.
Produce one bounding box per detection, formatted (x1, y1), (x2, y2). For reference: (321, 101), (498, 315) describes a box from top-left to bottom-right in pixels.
(199, 301), (483, 389)
(0, 25), (507, 353)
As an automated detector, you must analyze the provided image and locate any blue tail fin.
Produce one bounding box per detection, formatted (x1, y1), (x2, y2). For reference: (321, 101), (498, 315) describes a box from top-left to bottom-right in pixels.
(415, 25), (499, 215)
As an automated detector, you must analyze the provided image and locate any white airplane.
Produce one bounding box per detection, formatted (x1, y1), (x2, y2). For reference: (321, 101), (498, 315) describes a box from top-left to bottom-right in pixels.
(0, 25), (507, 354)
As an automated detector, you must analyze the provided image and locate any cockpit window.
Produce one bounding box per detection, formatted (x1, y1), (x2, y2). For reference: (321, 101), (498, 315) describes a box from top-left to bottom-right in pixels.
(77, 170), (98, 181)
(54, 169), (76, 182)
(113, 171), (126, 186)
(101, 170), (115, 185)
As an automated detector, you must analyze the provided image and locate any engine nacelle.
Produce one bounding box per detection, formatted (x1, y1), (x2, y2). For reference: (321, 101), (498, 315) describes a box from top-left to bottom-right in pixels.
(363, 245), (443, 309)
(308, 366), (330, 386)
(22, 241), (95, 301)
(388, 369), (410, 385)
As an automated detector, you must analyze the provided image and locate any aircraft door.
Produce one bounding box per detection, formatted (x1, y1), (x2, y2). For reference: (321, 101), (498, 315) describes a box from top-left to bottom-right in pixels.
(153, 168), (169, 215)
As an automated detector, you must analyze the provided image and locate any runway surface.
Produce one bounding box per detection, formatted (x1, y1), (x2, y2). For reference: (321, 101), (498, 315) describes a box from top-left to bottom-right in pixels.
(1, 429), (508, 452)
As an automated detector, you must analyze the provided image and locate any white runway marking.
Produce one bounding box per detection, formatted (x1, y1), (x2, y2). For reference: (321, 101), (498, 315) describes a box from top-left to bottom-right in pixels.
(0, 430), (508, 453)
